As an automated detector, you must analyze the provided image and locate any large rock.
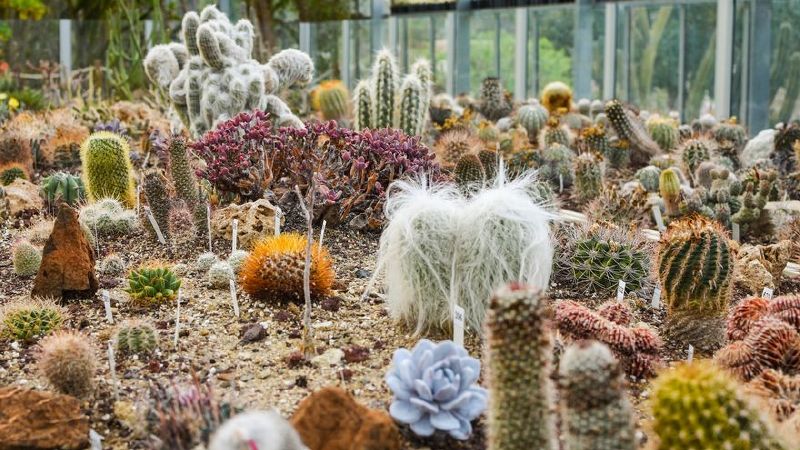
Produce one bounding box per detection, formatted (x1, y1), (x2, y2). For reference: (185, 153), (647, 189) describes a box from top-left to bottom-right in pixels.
(734, 241), (792, 293)
(32, 203), (98, 300)
(0, 387), (89, 450)
(0, 178), (43, 218)
(291, 386), (401, 450)
(211, 199), (283, 249)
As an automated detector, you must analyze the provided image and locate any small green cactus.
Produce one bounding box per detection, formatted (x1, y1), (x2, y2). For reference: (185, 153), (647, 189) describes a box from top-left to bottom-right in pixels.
(40, 172), (85, 207)
(227, 249), (249, 274)
(535, 143), (575, 190)
(541, 116), (571, 148)
(659, 169), (682, 217)
(647, 117), (679, 152)
(353, 80), (372, 131)
(115, 320), (158, 355)
(0, 297), (65, 341)
(479, 77), (512, 122)
(485, 284), (557, 450)
(81, 131), (136, 207)
(208, 260), (234, 289)
(635, 165), (661, 192)
(143, 171), (172, 242)
(79, 198), (137, 236)
(517, 103), (548, 145)
(680, 139), (711, 176)
(454, 154), (486, 194)
(37, 330), (96, 398)
(371, 50), (398, 129)
(12, 239), (42, 277)
(573, 152), (603, 203)
(126, 265), (181, 305)
(317, 80), (350, 121)
(0, 164), (26, 186)
(398, 74), (425, 136)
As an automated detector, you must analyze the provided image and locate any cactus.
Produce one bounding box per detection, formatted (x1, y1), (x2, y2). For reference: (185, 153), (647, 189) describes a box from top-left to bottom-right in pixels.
(353, 80), (371, 131)
(208, 260), (234, 289)
(716, 317), (800, 381)
(540, 81), (573, 114)
(40, 172), (85, 207)
(196, 252), (218, 272)
(479, 77), (512, 122)
(517, 103), (549, 145)
(168, 201), (197, 247)
(398, 74), (425, 136)
(79, 198), (137, 236)
(115, 319), (158, 355)
(650, 361), (788, 450)
(0, 163), (26, 186)
(605, 100), (634, 142)
(680, 139), (711, 176)
(659, 168), (682, 217)
(12, 239), (42, 277)
(587, 183), (650, 226)
(454, 154), (485, 194)
(647, 117), (679, 152)
(316, 80), (349, 121)
(100, 253), (126, 276)
(239, 232), (334, 301)
(605, 100), (659, 166)
(143, 171), (172, 242)
(714, 117), (747, 150)
(559, 341), (636, 450)
(573, 152), (603, 203)
(80, 131), (136, 207)
(227, 249), (249, 274)
(37, 331), (96, 398)
(208, 410), (307, 450)
(535, 143), (575, 189)
(371, 50), (398, 129)
(541, 116), (571, 148)
(485, 284), (557, 450)
(126, 264), (182, 304)
(0, 297), (65, 341)
(732, 170), (779, 239)
(478, 149), (498, 181)
(746, 369), (800, 421)
(635, 165), (661, 192)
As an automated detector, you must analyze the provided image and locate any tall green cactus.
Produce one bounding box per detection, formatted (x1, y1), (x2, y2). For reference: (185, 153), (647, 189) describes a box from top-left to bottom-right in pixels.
(605, 100), (633, 142)
(143, 171), (171, 242)
(574, 152), (603, 203)
(398, 75), (424, 136)
(81, 131), (136, 207)
(353, 80), (372, 131)
(167, 136), (206, 237)
(317, 80), (349, 121)
(371, 50), (397, 129)
(485, 284), (556, 450)
(559, 341), (636, 450)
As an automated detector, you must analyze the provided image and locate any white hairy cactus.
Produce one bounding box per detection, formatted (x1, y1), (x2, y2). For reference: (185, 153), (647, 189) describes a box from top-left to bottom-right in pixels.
(209, 410), (308, 450)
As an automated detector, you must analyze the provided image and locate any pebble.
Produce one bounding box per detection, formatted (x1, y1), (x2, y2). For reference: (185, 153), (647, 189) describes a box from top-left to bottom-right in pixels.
(312, 321), (334, 329)
(311, 348), (344, 367)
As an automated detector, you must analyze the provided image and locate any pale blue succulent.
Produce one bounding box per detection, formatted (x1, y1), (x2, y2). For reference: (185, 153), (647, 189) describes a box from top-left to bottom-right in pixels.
(385, 339), (488, 440)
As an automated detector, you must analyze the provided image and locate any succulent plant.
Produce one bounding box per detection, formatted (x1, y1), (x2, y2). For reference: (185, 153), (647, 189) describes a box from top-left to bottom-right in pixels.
(559, 341), (636, 450)
(208, 261), (234, 289)
(168, 201), (197, 247)
(604, 100), (660, 166)
(196, 252), (218, 272)
(0, 163), (27, 186)
(540, 81), (572, 114)
(535, 143), (574, 189)
(227, 249), (249, 274)
(167, 136), (207, 237)
(239, 232), (334, 301)
(99, 253), (126, 276)
(316, 80), (350, 121)
(725, 295), (800, 342)
(434, 129), (480, 168)
(479, 77), (512, 122)
(659, 168), (682, 217)
(746, 369), (800, 421)
(209, 410), (307, 450)
(37, 330), (96, 398)
(79, 197), (137, 236)
(713, 117), (747, 151)
(517, 103), (548, 145)
(540, 116), (572, 148)
(635, 165), (661, 192)
(680, 139), (711, 176)
(586, 183), (651, 227)
(485, 284), (557, 450)
(40, 172), (85, 207)
(573, 152), (603, 203)
(0, 297), (66, 342)
(80, 131), (136, 207)
(126, 265), (182, 304)
(385, 339), (487, 440)
(353, 80), (371, 131)
(647, 116), (679, 152)
(454, 154), (485, 195)
(732, 169), (780, 239)
(116, 319), (158, 355)
(143, 171), (172, 242)
(12, 239), (41, 277)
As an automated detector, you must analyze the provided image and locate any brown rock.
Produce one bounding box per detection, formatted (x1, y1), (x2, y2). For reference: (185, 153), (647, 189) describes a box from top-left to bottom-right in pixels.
(32, 203), (98, 300)
(0, 387), (89, 450)
(211, 199), (282, 249)
(291, 386), (401, 450)
(735, 241), (793, 294)
(0, 178), (43, 218)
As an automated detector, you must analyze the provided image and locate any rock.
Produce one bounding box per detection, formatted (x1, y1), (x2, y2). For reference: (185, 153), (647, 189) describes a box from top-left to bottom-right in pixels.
(238, 323), (267, 345)
(31, 203), (99, 300)
(211, 199), (282, 249)
(291, 386), (402, 450)
(0, 178), (43, 218)
(734, 241), (792, 294)
(311, 348), (344, 367)
(0, 387), (89, 450)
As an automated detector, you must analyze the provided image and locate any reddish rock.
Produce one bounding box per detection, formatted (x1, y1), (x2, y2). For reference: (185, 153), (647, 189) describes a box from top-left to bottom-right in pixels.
(0, 387), (89, 450)
(291, 386), (401, 450)
(31, 203), (98, 300)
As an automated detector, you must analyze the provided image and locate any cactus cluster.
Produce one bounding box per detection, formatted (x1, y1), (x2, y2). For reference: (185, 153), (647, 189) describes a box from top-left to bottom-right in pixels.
(41, 172), (85, 207)
(37, 330), (96, 398)
(681, 168), (742, 227)
(732, 169), (780, 239)
(12, 239), (41, 277)
(0, 297), (65, 341)
(115, 320), (158, 355)
(144, 5), (313, 135)
(635, 165), (661, 192)
(79, 198), (137, 236)
(573, 152), (603, 203)
(196, 252), (218, 272)
(479, 77), (512, 122)
(80, 131), (136, 207)
(227, 249), (249, 274)
(126, 265), (182, 305)
(680, 139), (711, 175)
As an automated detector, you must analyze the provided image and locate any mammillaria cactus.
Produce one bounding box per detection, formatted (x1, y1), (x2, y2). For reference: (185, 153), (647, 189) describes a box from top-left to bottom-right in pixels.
(209, 410), (308, 450)
(126, 264), (182, 305)
(80, 131), (136, 207)
(12, 239), (41, 276)
(650, 361), (788, 450)
(485, 284), (557, 450)
(559, 341), (636, 450)
(115, 320), (158, 355)
(517, 103), (548, 145)
(659, 168), (682, 217)
(40, 172), (85, 208)
(144, 5), (313, 135)
(100, 253), (126, 276)
(316, 80), (350, 121)
(0, 297), (65, 341)
(479, 77), (512, 122)
(208, 260), (234, 289)
(573, 152), (603, 203)
(454, 154), (485, 194)
(554, 300), (663, 379)
(227, 249), (249, 274)
(385, 339), (487, 439)
(635, 165), (661, 192)
(239, 232), (334, 301)
(168, 201), (197, 247)
(143, 171), (172, 242)
(196, 252), (218, 272)
(540, 81), (572, 114)
(79, 198), (137, 236)
(37, 330), (96, 398)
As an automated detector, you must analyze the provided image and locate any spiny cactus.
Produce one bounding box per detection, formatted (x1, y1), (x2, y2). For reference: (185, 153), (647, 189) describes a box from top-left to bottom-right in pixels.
(126, 264), (182, 305)
(714, 117), (747, 150)
(586, 184), (650, 227)
(541, 116), (571, 148)
(0, 297), (65, 341)
(40, 172), (85, 207)
(540, 81), (572, 114)
(115, 320), (158, 355)
(732, 170), (779, 239)
(12, 239), (41, 277)
(485, 284), (557, 450)
(196, 252), (218, 272)
(517, 103), (548, 145)
(353, 80), (371, 131)
(659, 168), (682, 217)
(573, 152), (603, 203)
(143, 171), (172, 242)
(37, 330), (96, 398)
(100, 253), (126, 276)
(535, 143), (575, 189)
(650, 361), (788, 450)
(239, 232), (334, 301)
(79, 198), (137, 236)
(717, 317), (800, 380)
(647, 117), (679, 152)
(81, 131), (136, 207)
(559, 341), (636, 450)
(209, 410), (307, 450)
(0, 163), (26, 186)
(635, 165), (661, 192)
(605, 100), (634, 142)
(398, 74), (425, 136)
(746, 369), (800, 421)
(208, 260), (234, 289)
(605, 100), (659, 166)
(316, 80), (349, 121)
(371, 50), (398, 129)
(680, 139), (711, 176)
(725, 295), (800, 342)
(454, 154), (485, 194)
(478, 149), (498, 181)
(168, 201), (197, 247)
(227, 249), (249, 274)
(479, 77), (512, 122)
(166, 137), (205, 237)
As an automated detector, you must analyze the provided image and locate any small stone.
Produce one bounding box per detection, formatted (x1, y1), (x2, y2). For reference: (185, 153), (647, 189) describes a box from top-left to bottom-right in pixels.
(311, 348), (344, 367)
(355, 268), (371, 279)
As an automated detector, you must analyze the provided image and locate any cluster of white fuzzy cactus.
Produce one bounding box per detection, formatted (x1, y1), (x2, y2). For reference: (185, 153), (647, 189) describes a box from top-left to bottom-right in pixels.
(144, 5), (314, 136)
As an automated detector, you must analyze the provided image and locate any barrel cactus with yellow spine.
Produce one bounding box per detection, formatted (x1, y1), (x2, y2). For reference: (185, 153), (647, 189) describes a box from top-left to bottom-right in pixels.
(80, 131), (135, 207)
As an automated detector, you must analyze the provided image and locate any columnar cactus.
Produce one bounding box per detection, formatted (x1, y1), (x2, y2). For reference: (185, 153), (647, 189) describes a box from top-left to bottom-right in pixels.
(605, 100), (633, 142)
(37, 331), (96, 398)
(12, 239), (42, 277)
(479, 77), (512, 122)
(398, 75), (424, 136)
(80, 131), (136, 207)
(454, 154), (486, 194)
(371, 50), (398, 129)
(316, 80), (350, 121)
(559, 341), (636, 450)
(115, 320), (158, 355)
(167, 137), (207, 237)
(659, 168), (682, 217)
(650, 361), (787, 450)
(574, 152), (603, 203)
(517, 103), (549, 145)
(40, 172), (85, 207)
(485, 284), (557, 450)
(353, 80), (371, 131)
(143, 171), (171, 242)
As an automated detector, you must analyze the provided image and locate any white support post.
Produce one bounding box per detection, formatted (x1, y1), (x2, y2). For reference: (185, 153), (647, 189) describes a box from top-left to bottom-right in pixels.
(573, 0), (593, 99)
(219, 0), (232, 17)
(144, 20), (154, 50)
(389, 16), (399, 56)
(59, 19), (72, 83)
(514, 8), (529, 102)
(341, 20), (352, 88)
(446, 12), (456, 95)
(299, 22), (312, 56)
(371, 0), (386, 54)
(602, 4), (617, 100)
(714, 0), (734, 118)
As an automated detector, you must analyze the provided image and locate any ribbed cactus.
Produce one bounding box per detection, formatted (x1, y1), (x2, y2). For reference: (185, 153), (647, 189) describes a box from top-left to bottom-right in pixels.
(0, 297), (65, 341)
(434, 130), (480, 168)
(115, 320), (158, 355)
(659, 168), (682, 217)
(317, 80), (350, 121)
(517, 103), (548, 145)
(372, 50), (398, 129)
(479, 77), (512, 122)
(680, 139), (711, 176)
(635, 165), (661, 192)
(485, 284), (557, 450)
(143, 171), (171, 242)
(535, 143), (575, 189)
(167, 136), (206, 238)
(41, 172), (85, 207)
(398, 74), (424, 136)
(454, 154), (485, 194)
(540, 81), (573, 114)
(12, 239), (42, 277)
(574, 152), (603, 203)
(541, 116), (571, 147)
(713, 117), (747, 149)
(126, 265), (181, 304)
(353, 80), (372, 131)
(478, 149), (498, 181)
(37, 331), (96, 398)
(411, 59), (432, 125)
(647, 117), (679, 152)
(650, 361), (787, 450)
(80, 131), (135, 207)
(559, 341), (636, 450)
(605, 100), (633, 142)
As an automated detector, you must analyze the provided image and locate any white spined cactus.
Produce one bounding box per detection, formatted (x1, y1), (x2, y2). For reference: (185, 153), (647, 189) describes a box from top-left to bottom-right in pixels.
(208, 410), (308, 450)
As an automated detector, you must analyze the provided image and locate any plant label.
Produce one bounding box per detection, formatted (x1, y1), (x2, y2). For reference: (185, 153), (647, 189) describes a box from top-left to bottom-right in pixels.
(651, 205), (665, 232)
(102, 290), (113, 324)
(559, 174), (564, 193)
(93, 220), (100, 255)
(229, 279), (240, 318)
(651, 287), (661, 308)
(733, 223), (740, 242)
(107, 342), (118, 399)
(274, 207), (282, 236)
(231, 219), (238, 251)
(687, 344), (694, 362)
(174, 288), (181, 346)
(616, 280), (626, 302)
(135, 185), (141, 216)
(144, 207), (166, 245)
(453, 305), (465, 347)
(207, 203), (212, 251)
(762, 287), (774, 300)
(319, 220), (327, 247)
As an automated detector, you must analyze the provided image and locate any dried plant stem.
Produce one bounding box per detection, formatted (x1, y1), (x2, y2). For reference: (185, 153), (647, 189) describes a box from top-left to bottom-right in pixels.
(295, 179), (315, 357)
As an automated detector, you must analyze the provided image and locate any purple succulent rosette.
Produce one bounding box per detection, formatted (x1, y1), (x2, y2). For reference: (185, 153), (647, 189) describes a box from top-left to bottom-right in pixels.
(385, 339), (488, 440)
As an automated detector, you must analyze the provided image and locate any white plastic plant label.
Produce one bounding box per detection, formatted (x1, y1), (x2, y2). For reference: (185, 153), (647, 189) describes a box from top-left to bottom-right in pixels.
(231, 219), (238, 251)
(107, 342), (118, 399)
(174, 288), (181, 346)
(229, 279), (240, 318)
(274, 207), (282, 236)
(453, 305), (465, 347)
(319, 220), (327, 247)
(651, 205), (665, 232)
(616, 280), (626, 302)
(762, 287), (774, 300)
(687, 344), (694, 362)
(135, 185), (141, 216)
(651, 287), (661, 308)
(559, 174), (564, 193)
(144, 207), (166, 245)
(207, 203), (213, 251)
(102, 290), (113, 324)
(733, 223), (740, 242)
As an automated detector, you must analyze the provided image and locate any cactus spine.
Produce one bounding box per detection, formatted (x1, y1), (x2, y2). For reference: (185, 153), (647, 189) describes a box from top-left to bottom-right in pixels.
(574, 152), (603, 203)
(41, 172), (85, 208)
(81, 132), (136, 207)
(559, 341), (636, 450)
(167, 137), (206, 237)
(116, 320), (158, 355)
(485, 284), (557, 450)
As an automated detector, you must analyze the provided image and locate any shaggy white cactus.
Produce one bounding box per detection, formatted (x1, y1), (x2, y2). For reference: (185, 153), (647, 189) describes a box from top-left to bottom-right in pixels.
(208, 410), (308, 450)
(144, 5), (314, 136)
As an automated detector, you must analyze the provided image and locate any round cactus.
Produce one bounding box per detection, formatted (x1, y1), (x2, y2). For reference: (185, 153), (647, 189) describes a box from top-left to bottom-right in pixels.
(573, 152), (603, 203)
(540, 81), (573, 114)
(126, 265), (182, 305)
(479, 77), (512, 122)
(635, 165), (661, 192)
(12, 239), (41, 277)
(647, 117), (679, 152)
(434, 129), (480, 168)
(316, 80), (350, 121)
(227, 249), (249, 274)
(37, 330), (96, 398)
(714, 117), (747, 149)
(99, 253), (126, 276)
(115, 320), (158, 355)
(196, 252), (218, 272)
(208, 260), (234, 289)
(517, 103), (549, 144)
(0, 164), (27, 186)
(80, 131), (136, 207)
(40, 172), (85, 207)
(0, 297), (66, 342)
(541, 116), (572, 148)
(680, 139), (711, 175)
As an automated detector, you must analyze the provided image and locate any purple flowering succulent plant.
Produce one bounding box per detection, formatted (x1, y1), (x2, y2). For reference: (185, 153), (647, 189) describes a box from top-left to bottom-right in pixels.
(385, 339), (488, 440)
